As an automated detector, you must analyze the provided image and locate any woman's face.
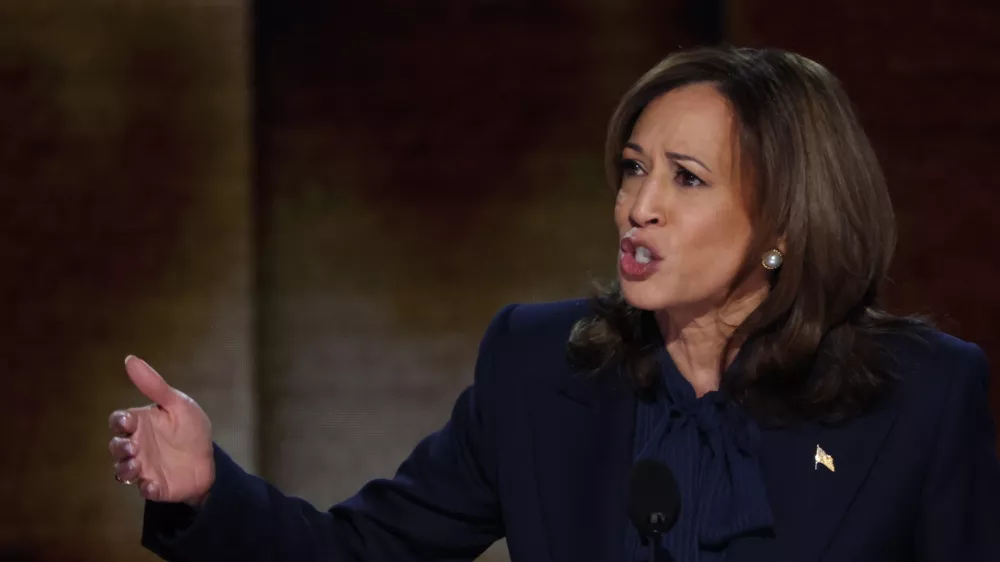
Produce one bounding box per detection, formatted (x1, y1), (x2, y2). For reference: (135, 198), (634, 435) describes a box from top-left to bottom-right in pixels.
(615, 83), (759, 316)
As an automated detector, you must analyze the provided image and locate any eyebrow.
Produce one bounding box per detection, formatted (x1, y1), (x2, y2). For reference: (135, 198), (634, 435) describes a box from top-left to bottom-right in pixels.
(623, 142), (713, 174)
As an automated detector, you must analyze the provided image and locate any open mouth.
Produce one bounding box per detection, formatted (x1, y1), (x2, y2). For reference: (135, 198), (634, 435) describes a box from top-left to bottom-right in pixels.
(619, 232), (661, 279)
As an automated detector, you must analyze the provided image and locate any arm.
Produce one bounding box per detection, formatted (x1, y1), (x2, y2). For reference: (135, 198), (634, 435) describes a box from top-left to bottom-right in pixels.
(915, 343), (1000, 561)
(142, 304), (517, 562)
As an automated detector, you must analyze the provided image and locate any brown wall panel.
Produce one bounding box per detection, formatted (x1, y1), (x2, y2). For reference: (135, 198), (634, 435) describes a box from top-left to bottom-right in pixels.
(0, 2), (253, 559)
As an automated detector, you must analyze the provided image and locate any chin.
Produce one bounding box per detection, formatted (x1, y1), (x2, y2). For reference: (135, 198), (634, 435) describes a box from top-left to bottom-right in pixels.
(618, 278), (675, 312)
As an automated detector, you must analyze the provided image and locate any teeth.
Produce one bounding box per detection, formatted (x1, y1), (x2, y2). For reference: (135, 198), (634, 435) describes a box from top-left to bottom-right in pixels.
(635, 246), (652, 264)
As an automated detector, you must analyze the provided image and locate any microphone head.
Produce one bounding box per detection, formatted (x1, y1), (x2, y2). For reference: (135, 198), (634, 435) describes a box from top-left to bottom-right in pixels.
(627, 459), (681, 536)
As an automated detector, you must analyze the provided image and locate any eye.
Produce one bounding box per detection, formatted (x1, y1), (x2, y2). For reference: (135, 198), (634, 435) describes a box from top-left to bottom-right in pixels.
(619, 158), (646, 178)
(674, 166), (706, 188)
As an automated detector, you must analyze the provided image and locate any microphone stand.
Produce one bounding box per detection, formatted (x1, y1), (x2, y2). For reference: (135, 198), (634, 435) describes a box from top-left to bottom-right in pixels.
(645, 532), (660, 562)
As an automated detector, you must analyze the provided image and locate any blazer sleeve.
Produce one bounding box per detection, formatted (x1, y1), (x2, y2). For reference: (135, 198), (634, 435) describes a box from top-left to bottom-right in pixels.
(915, 343), (1000, 561)
(140, 304), (517, 562)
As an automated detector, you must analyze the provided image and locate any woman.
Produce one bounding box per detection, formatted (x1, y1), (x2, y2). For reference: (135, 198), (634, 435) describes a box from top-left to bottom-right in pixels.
(108, 46), (1000, 561)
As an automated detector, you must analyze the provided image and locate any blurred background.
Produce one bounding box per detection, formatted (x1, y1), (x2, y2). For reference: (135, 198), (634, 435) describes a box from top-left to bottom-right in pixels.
(1, 0), (997, 560)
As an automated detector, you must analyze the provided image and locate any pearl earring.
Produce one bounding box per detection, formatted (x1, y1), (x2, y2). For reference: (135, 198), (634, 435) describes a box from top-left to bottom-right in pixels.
(761, 249), (783, 270)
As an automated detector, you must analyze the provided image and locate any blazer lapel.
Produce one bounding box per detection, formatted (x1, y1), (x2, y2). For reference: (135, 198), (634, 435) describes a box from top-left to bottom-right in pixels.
(529, 368), (636, 562)
(758, 404), (899, 561)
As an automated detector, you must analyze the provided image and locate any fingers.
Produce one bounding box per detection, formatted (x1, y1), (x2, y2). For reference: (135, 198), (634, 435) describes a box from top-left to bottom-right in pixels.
(108, 410), (137, 436)
(114, 457), (141, 484)
(109, 436), (137, 461)
(139, 479), (161, 502)
(111, 445), (160, 501)
(124, 355), (176, 408)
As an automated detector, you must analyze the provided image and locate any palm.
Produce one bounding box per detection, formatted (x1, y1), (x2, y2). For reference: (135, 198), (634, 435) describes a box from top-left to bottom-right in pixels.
(109, 357), (215, 505)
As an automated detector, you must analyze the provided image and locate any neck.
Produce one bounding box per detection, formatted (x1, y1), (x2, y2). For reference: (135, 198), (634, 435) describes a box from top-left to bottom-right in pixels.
(655, 284), (768, 397)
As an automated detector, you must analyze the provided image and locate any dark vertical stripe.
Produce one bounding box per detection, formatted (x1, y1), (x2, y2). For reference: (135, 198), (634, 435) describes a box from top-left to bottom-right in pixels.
(250, 0), (265, 478)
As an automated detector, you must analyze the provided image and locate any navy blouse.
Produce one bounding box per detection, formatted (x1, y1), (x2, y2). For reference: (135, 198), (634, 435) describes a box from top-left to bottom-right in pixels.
(625, 348), (775, 561)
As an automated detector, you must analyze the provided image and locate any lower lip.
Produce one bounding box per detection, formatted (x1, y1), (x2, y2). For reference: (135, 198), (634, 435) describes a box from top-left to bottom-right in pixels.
(619, 251), (660, 280)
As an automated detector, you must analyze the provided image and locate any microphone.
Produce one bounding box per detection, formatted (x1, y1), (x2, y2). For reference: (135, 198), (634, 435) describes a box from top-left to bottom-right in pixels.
(628, 459), (681, 562)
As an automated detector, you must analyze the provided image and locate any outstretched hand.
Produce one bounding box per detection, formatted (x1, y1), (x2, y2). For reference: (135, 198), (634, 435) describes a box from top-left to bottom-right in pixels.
(108, 356), (215, 507)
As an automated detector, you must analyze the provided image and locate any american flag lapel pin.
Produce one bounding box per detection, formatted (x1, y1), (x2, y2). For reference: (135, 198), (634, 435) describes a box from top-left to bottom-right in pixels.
(814, 444), (835, 472)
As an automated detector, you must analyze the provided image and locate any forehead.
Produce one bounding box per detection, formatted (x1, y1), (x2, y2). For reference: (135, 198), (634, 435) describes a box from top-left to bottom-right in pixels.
(628, 83), (735, 163)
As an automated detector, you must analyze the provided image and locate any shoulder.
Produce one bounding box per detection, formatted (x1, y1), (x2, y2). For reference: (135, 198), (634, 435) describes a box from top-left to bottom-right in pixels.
(475, 298), (593, 380)
(507, 298), (594, 339)
(480, 298), (593, 350)
(879, 327), (989, 390)
(877, 327), (991, 428)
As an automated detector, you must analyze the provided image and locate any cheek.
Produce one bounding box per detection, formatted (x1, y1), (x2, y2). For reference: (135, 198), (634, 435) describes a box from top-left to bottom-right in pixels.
(718, 207), (754, 256)
(614, 191), (630, 226)
(678, 208), (752, 273)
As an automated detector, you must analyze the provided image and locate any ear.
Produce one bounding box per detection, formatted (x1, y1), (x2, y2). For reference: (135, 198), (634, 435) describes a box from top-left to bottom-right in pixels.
(775, 234), (787, 255)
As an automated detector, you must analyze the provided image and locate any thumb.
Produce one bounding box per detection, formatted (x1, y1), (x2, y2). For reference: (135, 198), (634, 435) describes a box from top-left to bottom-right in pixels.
(125, 355), (177, 407)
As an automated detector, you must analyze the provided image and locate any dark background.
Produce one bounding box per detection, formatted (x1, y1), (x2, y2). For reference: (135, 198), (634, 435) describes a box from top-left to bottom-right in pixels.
(1, 1), (997, 560)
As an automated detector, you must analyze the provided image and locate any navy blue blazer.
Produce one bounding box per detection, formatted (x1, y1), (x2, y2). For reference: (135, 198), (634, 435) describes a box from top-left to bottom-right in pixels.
(143, 299), (1000, 561)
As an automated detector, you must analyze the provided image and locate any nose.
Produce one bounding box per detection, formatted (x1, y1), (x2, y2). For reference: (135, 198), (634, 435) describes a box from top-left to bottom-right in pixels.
(628, 182), (665, 227)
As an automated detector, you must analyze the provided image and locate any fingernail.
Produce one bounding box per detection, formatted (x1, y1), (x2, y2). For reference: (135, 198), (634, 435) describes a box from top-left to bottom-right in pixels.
(113, 412), (128, 429)
(124, 355), (135, 365)
(123, 441), (135, 456)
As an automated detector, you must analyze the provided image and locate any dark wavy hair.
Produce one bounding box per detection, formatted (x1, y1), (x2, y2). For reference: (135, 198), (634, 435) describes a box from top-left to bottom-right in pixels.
(567, 46), (925, 426)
